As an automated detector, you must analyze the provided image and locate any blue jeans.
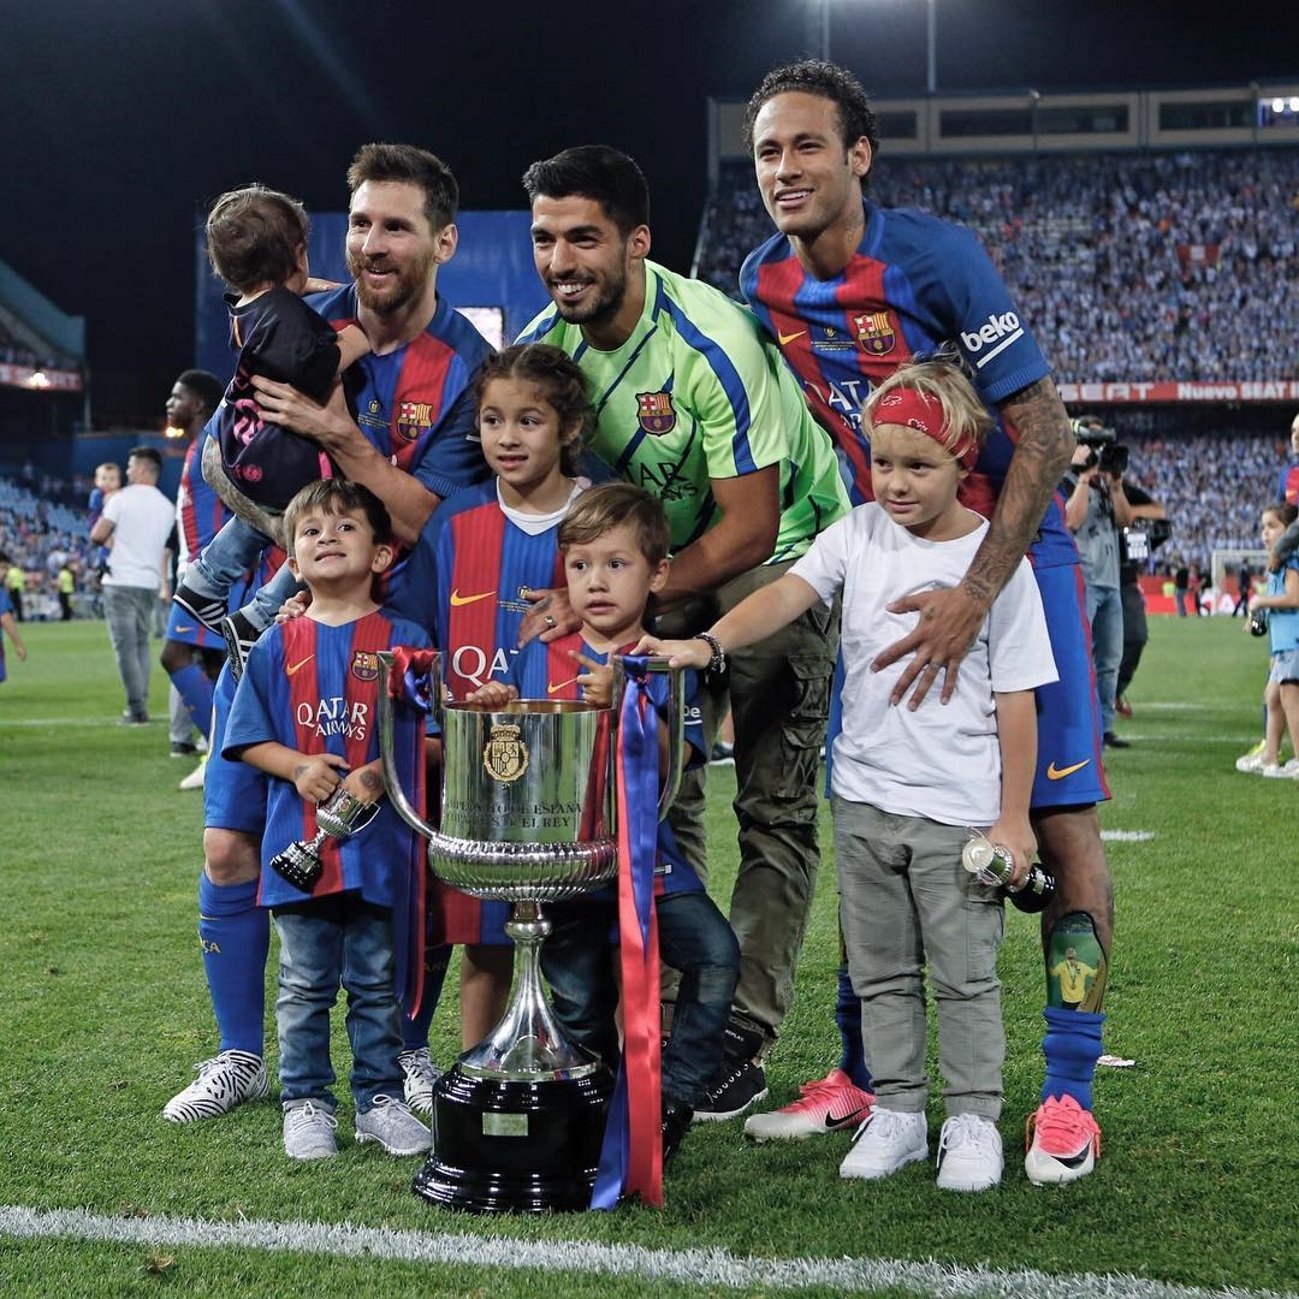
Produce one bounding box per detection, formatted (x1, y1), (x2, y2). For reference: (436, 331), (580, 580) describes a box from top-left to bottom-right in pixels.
(190, 518), (302, 633)
(102, 584), (157, 719)
(273, 894), (403, 1112)
(542, 891), (739, 1109)
(1085, 581), (1123, 735)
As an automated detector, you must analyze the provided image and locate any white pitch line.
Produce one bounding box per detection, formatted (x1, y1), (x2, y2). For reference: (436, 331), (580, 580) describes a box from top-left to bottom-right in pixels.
(1, 1205), (1294, 1299)
(1100, 830), (1156, 842)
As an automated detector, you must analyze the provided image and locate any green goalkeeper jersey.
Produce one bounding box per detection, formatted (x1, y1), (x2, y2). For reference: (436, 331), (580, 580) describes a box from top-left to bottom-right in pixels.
(519, 260), (848, 560)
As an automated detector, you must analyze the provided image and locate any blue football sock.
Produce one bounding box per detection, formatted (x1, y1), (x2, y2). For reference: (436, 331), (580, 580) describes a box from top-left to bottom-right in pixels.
(1041, 1006), (1105, 1111)
(171, 663), (214, 738)
(400, 943), (452, 1050)
(198, 874), (269, 1056)
(835, 963), (873, 1091)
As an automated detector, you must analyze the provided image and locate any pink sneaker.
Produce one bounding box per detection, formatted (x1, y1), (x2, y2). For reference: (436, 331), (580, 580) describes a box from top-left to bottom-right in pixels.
(743, 1068), (874, 1142)
(1024, 1095), (1101, 1184)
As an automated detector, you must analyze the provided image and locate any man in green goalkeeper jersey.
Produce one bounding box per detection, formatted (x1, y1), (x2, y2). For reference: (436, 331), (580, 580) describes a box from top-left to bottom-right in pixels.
(518, 145), (849, 1120)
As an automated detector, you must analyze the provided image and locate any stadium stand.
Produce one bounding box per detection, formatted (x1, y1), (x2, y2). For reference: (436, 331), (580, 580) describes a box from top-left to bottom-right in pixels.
(698, 148), (1299, 385)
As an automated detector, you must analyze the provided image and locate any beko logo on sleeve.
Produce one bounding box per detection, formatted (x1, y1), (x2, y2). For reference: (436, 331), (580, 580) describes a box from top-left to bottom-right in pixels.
(960, 311), (1024, 367)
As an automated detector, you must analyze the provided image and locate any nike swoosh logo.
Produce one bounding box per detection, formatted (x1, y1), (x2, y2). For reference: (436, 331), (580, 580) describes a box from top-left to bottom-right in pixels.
(824, 1104), (872, 1130)
(777, 329), (806, 345)
(547, 677), (579, 695)
(173, 623), (195, 634)
(1046, 758), (1091, 781)
(450, 588), (496, 607)
(286, 655), (315, 677)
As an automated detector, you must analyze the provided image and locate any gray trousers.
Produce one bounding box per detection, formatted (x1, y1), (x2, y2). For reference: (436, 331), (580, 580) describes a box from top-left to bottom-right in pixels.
(103, 584), (156, 720)
(833, 796), (1005, 1119)
(657, 561), (838, 1044)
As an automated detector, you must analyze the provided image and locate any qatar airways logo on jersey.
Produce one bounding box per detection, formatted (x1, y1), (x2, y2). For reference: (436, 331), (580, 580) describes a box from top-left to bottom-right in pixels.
(297, 697), (370, 742)
(803, 377), (870, 431)
(450, 644), (519, 689)
(960, 312), (1024, 369)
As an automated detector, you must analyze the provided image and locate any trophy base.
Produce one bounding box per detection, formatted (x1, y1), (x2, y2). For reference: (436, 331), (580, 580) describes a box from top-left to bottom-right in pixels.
(413, 1061), (614, 1214)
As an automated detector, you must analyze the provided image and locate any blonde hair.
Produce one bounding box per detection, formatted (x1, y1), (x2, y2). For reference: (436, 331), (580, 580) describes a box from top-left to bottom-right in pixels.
(864, 359), (994, 463)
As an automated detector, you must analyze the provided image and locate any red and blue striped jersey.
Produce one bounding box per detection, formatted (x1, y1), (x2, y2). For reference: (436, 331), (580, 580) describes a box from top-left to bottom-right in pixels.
(311, 284), (491, 501)
(388, 481), (568, 696)
(0, 588), (12, 682)
(742, 198), (1077, 568)
(1277, 459), (1299, 507)
(509, 633), (706, 897)
(224, 609), (430, 910)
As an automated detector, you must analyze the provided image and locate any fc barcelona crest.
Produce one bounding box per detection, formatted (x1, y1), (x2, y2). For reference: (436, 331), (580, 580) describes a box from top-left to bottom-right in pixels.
(396, 400), (433, 443)
(636, 390), (677, 435)
(853, 311), (896, 356)
(351, 650), (380, 682)
(484, 723), (529, 783)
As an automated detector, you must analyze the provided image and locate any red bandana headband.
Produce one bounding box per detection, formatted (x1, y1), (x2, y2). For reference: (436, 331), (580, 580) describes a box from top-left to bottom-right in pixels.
(871, 388), (979, 470)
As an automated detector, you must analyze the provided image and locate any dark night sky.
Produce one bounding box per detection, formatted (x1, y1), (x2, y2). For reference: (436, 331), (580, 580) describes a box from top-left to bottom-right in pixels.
(0, 0), (1294, 429)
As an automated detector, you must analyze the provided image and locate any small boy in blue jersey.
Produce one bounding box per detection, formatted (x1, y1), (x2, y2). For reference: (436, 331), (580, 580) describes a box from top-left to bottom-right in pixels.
(224, 478), (432, 1162)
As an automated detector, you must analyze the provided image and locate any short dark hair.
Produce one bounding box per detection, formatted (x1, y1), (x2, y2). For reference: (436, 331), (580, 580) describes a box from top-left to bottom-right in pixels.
(206, 185), (309, 293)
(744, 59), (880, 163)
(522, 146), (650, 235)
(558, 482), (670, 566)
(127, 446), (163, 475)
(176, 369), (224, 416)
(283, 479), (393, 549)
(347, 142), (459, 232)
(1265, 502), (1299, 528)
(474, 344), (591, 476)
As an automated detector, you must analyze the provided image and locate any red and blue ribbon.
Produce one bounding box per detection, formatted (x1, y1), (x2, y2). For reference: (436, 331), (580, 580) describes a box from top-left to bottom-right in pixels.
(591, 656), (663, 1209)
(385, 646), (438, 1017)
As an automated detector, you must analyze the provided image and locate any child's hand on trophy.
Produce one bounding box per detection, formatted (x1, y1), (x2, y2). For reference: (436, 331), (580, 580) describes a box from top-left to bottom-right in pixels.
(292, 751), (348, 803)
(341, 759), (385, 805)
(569, 650), (614, 707)
(465, 680), (519, 709)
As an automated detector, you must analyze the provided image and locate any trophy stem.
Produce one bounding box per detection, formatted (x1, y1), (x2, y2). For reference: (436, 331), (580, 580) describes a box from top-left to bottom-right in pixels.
(460, 900), (602, 1080)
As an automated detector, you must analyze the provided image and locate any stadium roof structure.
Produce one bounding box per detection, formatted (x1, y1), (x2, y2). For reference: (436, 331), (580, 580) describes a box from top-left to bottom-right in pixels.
(0, 257), (86, 394)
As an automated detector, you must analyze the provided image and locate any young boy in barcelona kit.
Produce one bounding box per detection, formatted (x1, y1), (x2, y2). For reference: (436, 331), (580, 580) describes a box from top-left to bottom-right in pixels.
(644, 360), (1057, 1191)
(223, 479), (433, 1161)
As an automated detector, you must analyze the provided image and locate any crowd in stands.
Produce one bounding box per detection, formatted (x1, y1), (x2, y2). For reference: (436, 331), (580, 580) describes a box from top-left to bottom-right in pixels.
(698, 147), (1299, 384)
(1123, 432), (1283, 572)
(0, 474), (100, 616)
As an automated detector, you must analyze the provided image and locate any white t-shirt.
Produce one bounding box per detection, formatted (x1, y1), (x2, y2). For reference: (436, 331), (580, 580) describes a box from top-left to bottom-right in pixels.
(790, 503), (1057, 825)
(101, 483), (175, 589)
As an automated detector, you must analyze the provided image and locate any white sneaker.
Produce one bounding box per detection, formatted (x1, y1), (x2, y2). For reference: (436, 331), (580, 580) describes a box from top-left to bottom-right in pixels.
(355, 1094), (432, 1156)
(162, 1049), (268, 1122)
(1262, 758), (1299, 779)
(178, 754), (208, 791)
(283, 1101), (338, 1160)
(936, 1113), (1003, 1192)
(839, 1107), (928, 1180)
(1235, 740), (1268, 773)
(398, 1046), (441, 1116)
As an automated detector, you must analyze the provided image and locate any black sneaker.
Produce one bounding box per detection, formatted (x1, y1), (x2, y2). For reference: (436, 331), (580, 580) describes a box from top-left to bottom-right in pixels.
(692, 1060), (767, 1123)
(170, 741), (199, 758)
(173, 580), (229, 633)
(220, 610), (262, 682)
(662, 1098), (694, 1163)
(1103, 731), (1131, 749)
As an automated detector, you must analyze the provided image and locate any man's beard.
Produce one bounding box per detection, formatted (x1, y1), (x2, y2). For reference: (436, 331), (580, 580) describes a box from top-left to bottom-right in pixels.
(552, 266), (626, 328)
(347, 244), (436, 316)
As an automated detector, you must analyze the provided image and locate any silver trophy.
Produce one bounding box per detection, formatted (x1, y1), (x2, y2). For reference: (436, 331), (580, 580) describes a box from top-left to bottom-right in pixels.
(961, 829), (1055, 914)
(377, 650), (684, 1213)
(269, 783), (380, 891)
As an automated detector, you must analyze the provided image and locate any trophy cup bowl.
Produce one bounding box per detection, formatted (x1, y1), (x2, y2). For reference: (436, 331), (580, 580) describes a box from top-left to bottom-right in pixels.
(377, 651), (683, 1213)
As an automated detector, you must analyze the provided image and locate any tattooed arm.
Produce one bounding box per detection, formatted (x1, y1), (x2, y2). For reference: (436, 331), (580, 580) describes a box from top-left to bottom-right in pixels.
(871, 377), (1074, 707)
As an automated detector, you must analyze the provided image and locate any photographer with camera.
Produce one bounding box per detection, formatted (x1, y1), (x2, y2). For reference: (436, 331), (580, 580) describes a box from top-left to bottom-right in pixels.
(1065, 418), (1137, 749)
(1115, 482), (1169, 719)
